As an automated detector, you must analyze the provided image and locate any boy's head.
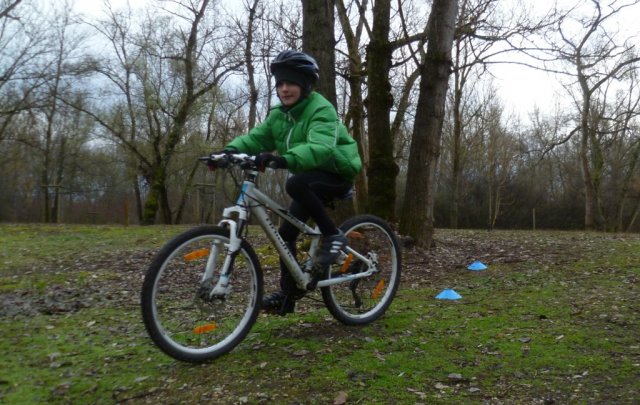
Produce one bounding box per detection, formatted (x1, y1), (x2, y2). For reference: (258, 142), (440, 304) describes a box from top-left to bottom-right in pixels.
(270, 50), (319, 96)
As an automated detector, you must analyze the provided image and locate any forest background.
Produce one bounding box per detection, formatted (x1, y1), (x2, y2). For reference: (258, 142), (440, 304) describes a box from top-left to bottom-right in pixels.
(1, 0), (640, 241)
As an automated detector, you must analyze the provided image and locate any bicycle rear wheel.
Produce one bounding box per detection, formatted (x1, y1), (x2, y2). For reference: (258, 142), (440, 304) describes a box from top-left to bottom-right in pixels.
(141, 225), (262, 363)
(321, 215), (401, 325)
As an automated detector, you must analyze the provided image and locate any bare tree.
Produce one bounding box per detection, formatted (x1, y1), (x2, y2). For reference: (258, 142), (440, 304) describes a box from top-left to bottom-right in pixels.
(548, 0), (640, 230)
(342, 0), (446, 221)
(400, 0), (458, 248)
(336, 0), (369, 212)
(0, 0), (49, 144)
(366, 0), (398, 220)
(141, 0), (242, 224)
(35, 3), (90, 223)
(235, 0), (261, 129)
(446, 0), (560, 228)
(80, 0), (243, 224)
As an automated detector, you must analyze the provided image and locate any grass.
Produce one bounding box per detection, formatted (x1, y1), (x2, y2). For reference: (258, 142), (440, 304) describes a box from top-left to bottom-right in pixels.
(0, 223), (189, 269)
(0, 224), (638, 404)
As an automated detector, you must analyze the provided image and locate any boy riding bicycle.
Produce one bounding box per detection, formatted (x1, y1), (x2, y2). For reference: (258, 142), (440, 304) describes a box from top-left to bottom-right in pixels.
(209, 50), (362, 315)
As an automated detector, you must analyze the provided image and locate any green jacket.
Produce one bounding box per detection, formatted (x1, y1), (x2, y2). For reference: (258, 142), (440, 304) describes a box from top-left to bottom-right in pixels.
(226, 92), (362, 182)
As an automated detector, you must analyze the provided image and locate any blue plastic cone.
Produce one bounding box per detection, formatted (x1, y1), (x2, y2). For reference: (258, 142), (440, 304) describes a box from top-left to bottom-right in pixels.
(467, 261), (487, 271)
(436, 289), (462, 300)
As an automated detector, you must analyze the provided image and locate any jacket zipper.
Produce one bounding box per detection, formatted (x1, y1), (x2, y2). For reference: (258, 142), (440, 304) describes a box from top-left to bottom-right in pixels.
(286, 111), (295, 151)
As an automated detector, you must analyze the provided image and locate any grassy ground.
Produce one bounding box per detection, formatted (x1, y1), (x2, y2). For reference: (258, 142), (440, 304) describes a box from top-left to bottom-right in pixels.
(0, 224), (638, 404)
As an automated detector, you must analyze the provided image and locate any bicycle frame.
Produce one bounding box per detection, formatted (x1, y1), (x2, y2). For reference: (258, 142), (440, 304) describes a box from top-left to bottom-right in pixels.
(205, 164), (377, 296)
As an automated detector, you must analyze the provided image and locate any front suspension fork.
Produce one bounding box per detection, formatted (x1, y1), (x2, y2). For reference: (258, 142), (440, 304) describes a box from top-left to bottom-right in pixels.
(204, 218), (245, 298)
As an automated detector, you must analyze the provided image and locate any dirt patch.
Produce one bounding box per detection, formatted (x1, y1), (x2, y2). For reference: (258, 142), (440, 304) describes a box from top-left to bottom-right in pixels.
(1, 250), (154, 318)
(401, 230), (580, 286)
(1, 230), (579, 318)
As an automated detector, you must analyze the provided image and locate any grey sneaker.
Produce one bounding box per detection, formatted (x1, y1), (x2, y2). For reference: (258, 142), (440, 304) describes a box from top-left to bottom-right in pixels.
(316, 231), (348, 271)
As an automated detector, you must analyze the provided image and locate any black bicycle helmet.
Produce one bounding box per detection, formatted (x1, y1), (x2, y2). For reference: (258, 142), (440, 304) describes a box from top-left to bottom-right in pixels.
(270, 50), (319, 93)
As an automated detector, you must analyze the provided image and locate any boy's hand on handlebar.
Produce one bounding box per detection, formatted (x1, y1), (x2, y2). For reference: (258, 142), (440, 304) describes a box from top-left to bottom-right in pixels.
(255, 153), (287, 171)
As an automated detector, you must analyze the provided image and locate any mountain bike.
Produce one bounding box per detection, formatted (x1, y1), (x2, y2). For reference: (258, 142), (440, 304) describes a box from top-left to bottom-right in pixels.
(141, 153), (401, 363)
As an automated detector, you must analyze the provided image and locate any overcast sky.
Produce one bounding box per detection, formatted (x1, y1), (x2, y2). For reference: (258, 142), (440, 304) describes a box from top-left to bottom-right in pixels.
(494, 0), (640, 120)
(71, 0), (640, 122)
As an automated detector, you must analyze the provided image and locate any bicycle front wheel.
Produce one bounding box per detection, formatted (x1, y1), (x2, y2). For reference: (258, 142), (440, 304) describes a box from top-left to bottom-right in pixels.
(321, 215), (401, 325)
(141, 225), (262, 363)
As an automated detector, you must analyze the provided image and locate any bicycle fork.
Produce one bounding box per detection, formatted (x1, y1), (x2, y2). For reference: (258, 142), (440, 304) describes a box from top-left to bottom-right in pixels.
(201, 207), (247, 299)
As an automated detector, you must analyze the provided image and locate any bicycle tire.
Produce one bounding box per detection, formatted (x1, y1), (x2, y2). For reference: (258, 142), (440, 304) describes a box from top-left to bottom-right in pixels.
(321, 215), (401, 325)
(141, 225), (263, 362)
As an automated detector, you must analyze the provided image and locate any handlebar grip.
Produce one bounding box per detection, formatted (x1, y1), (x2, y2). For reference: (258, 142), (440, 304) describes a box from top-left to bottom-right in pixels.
(198, 153), (254, 169)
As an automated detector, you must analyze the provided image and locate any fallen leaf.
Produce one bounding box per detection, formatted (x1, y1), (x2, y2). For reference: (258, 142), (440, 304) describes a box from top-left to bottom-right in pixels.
(407, 388), (427, 399)
(447, 373), (466, 382)
(334, 391), (348, 404)
(435, 382), (449, 390)
(292, 350), (309, 357)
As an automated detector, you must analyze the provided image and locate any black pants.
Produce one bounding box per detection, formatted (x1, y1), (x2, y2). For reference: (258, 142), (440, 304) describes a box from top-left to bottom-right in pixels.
(277, 170), (352, 293)
(278, 170), (353, 242)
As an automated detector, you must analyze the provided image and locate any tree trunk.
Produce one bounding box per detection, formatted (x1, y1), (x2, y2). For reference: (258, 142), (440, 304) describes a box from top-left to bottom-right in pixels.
(302, 0), (336, 107)
(174, 160), (200, 224)
(142, 164), (163, 225)
(145, 108), (192, 224)
(301, 0), (356, 222)
(52, 134), (66, 223)
(450, 76), (463, 229)
(399, 0), (458, 248)
(42, 40), (64, 223)
(367, 0), (397, 220)
(245, 0), (259, 129)
(336, 0), (368, 213)
(348, 74), (368, 213)
(578, 81), (596, 231)
(625, 197), (640, 232)
(133, 178), (143, 223)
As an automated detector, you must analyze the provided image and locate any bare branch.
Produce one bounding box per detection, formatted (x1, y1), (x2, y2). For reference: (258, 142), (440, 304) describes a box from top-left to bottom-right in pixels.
(0, 0), (22, 20)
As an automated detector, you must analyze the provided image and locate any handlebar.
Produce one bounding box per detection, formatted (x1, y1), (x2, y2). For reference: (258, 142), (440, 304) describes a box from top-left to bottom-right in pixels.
(199, 153), (280, 170)
(199, 153), (254, 170)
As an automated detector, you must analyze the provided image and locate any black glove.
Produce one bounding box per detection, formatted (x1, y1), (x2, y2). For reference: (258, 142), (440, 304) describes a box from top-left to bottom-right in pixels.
(207, 148), (236, 170)
(254, 152), (288, 171)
